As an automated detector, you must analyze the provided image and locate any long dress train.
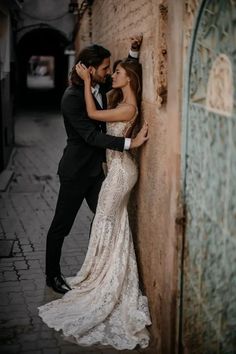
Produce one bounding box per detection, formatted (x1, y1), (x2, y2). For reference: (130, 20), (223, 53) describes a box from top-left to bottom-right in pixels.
(38, 116), (151, 350)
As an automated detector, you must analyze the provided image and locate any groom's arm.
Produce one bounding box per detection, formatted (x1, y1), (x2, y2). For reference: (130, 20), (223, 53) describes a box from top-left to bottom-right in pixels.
(62, 90), (125, 152)
(128, 34), (143, 59)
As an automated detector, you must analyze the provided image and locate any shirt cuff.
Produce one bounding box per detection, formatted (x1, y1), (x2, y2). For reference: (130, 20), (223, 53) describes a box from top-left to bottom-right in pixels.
(124, 138), (131, 150)
(129, 49), (139, 58)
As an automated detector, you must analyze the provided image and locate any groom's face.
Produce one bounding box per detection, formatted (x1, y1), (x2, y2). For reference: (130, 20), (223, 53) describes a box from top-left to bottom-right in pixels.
(92, 57), (111, 84)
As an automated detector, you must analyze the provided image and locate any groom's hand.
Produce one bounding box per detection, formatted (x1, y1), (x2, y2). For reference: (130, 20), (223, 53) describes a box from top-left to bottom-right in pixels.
(130, 34), (143, 52)
(75, 62), (91, 82)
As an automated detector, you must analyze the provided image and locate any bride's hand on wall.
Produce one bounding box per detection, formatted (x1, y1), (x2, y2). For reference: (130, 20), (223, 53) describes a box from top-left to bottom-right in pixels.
(130, 121), (149, 149)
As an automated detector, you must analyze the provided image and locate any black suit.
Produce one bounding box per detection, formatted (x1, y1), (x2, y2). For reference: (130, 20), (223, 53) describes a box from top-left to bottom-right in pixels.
(58, 84), (124, 179)
(46, 81), (125, 277)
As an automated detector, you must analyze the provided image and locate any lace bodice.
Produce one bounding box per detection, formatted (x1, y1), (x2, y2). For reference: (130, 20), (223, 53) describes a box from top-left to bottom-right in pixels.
(106, 115), (137, 137)
(106, 108), (138, 167)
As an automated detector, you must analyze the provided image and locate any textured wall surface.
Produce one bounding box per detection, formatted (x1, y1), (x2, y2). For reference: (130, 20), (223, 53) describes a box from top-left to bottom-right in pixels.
(76, 0), (236, 353)
(78, 1), (183, 353)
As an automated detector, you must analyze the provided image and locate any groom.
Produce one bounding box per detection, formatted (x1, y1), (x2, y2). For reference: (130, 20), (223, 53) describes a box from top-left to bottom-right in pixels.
(45, 36), (145, 294)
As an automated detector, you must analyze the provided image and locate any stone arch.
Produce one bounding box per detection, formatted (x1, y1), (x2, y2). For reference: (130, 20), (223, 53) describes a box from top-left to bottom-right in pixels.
(17, 26), (70, 100)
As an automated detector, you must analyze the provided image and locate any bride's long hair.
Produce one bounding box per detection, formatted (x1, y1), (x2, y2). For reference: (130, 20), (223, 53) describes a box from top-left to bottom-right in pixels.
(108, 59), (142, 111)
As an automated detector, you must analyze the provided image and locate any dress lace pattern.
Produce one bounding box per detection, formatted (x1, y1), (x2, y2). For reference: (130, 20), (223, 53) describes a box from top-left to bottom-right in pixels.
(38, 114), (151, 350)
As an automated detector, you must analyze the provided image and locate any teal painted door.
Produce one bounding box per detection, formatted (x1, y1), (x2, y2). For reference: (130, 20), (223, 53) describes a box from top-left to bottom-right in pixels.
(181, 1), (236, 353)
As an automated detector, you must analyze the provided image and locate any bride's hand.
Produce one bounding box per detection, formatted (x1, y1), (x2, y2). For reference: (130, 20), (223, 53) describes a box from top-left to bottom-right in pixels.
(75, 62), (91, 82)
(130, 121), (149, 149)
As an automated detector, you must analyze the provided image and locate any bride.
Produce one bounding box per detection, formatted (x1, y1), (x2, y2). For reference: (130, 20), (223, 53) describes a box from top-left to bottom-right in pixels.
(38, 58), (151, 350)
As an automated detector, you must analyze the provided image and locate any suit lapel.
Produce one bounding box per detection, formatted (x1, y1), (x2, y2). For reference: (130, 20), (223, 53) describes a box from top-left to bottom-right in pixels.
(91, 95), (106, 131)
(93, 96), (103, 110)
(99, 90), (107, 131)
(102, 91), (107, 109)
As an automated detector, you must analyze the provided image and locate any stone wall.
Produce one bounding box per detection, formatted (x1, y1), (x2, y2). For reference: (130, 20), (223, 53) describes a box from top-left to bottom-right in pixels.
(76, 1), (201, 353)
(0, 2), (15, 172)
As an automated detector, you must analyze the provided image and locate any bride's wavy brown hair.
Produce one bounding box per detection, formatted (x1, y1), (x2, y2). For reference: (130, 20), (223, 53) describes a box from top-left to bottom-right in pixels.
(108, 59), (142, 112)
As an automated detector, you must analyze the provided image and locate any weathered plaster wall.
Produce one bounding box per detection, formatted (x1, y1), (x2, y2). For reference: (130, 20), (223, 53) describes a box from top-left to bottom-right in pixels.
(78, 0), (236, 353)
(74, 5), (91, 53)
(76, 1), (201, 353)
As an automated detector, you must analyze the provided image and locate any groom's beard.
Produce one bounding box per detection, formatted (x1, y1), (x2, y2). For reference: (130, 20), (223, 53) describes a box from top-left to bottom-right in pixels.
(92, 73), (110, 85)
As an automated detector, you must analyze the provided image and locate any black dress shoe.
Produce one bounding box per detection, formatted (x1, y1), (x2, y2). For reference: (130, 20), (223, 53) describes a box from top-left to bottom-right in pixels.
(46, 274), (72, 294)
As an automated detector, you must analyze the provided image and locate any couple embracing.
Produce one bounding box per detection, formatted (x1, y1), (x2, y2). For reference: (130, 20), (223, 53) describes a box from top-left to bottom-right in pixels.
(39, 35), (151, 350)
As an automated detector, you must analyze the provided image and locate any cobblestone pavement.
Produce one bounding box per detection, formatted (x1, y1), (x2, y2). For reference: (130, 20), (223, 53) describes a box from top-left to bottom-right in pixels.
(0, 105), (145, 354)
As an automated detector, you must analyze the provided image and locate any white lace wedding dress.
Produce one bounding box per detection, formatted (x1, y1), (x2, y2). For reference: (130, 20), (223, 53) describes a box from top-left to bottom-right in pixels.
(38, 115), (151, 350)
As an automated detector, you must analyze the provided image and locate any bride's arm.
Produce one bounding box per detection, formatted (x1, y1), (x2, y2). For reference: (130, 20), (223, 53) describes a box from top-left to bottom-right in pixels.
(84, 79), (135, 122)
(76, 63), (135, 122)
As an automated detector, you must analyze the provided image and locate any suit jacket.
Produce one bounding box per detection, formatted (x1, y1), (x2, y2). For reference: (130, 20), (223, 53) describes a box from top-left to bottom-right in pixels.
(58, 81), (125, 180)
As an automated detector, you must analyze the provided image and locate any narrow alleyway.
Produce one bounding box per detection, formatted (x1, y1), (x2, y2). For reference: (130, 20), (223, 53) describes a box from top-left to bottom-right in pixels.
(0, 100), (143, 354)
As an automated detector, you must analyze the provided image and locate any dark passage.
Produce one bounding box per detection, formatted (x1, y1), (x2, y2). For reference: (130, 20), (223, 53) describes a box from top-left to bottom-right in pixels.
(16, 27), (70, 111)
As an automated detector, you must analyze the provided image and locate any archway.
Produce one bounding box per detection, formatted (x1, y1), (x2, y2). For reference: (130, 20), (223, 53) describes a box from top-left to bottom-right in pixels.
(17, 26), (70, 107)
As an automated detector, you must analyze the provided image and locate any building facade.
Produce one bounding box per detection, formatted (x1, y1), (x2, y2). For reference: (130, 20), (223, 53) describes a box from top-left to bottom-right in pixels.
(0, 0), (21, 172)
(0, 0), (77, 173)
(77, 1), (236, 353)
(15, 0), (76, 97)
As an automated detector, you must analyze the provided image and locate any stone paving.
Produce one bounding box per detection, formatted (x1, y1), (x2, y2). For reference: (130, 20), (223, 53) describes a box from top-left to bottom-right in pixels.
(0, 104), (146, 354)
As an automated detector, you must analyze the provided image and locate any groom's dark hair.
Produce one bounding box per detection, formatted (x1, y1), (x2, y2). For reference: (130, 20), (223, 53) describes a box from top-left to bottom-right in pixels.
(70, 44), (111, 86)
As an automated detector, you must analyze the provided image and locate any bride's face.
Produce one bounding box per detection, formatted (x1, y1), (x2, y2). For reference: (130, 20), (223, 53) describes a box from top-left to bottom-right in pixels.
(111, 65), (130, 89)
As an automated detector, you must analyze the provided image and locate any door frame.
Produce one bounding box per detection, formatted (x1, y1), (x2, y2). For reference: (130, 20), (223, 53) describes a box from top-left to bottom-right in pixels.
(178, 1), (206, 352)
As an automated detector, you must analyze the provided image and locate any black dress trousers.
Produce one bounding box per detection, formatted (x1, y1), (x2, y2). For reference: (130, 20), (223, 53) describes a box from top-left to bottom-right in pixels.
(45, 172), (104, 277)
